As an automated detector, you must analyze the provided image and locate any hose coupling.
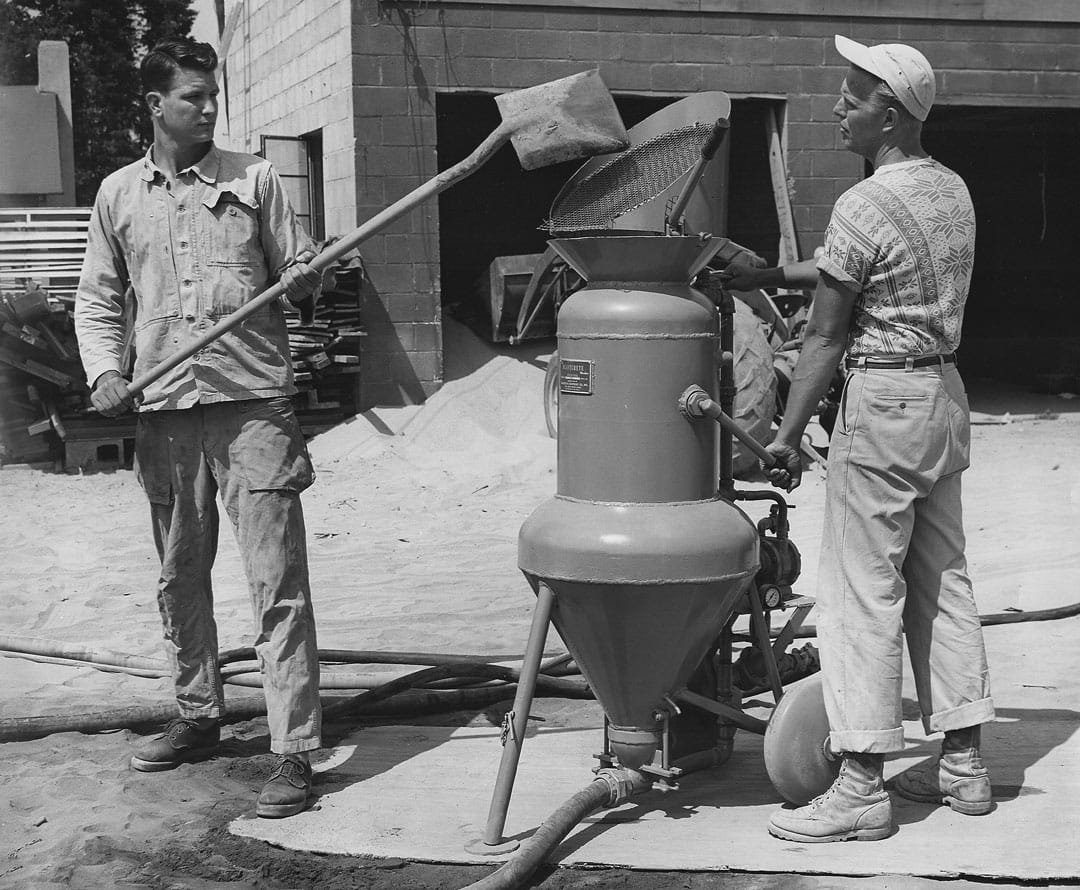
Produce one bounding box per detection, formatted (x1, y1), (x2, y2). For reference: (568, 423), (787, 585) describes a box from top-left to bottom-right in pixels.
(595, 768), (650, 807)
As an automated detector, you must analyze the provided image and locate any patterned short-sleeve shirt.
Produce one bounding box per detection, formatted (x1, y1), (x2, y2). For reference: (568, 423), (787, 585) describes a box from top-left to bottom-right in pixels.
(816, 157), (975, 357)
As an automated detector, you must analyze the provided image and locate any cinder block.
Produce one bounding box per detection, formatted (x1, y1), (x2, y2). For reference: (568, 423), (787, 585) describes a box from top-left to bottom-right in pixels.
(516, 29), (571, 61)
(492, 8), (545, 29)
(773, 36), (826, 67)
(676, 34), (725, 66)
(546, 11), (598, 31)
(570, 32), (621, 63)
(597, 60), (653, 92)
(463, 27), (517, 59)
(649, 13), (702, 35)
(811, 149), (859, 178)
(810, 94), (839, 123)
(621, 32), (674, 63)
(439, 56), (495, 88)
(791, 176), (838, 206)
(650, 63), (704, 93)
(442, 6), (491, 28)
(491, 58), (576, 89)
(411, 322), (442, 352)
(724, 35), (775, 66)
(1035, 70), (1079, 97)
(371, 263), (415, 293)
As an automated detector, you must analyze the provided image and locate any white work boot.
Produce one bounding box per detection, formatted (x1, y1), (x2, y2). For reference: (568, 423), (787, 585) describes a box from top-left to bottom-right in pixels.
(769, 752), (892, 843)
(895, 725), (992, 815)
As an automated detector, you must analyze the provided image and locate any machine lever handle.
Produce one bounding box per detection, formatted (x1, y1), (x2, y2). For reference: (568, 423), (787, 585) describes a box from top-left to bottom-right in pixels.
(678, 384), (777, 468)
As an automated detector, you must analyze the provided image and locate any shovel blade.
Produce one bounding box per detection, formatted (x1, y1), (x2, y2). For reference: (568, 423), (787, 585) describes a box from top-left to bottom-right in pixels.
(495, 69), (628, 171)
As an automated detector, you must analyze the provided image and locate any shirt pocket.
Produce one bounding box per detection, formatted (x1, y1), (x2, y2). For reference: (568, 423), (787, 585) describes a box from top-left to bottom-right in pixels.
(202, 190), (261, 267)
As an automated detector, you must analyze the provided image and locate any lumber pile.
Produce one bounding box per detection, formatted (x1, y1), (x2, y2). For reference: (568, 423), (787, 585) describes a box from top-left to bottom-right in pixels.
(0, 217), (367, 469)
(285, 249), (368, 436)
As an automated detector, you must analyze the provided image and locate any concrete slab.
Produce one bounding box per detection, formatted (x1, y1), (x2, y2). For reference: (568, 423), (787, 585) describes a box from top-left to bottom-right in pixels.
(231, 702), (1078, 881)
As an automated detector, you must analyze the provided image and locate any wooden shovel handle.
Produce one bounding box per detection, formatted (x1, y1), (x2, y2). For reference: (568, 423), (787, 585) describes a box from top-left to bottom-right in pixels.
(128, 124), (514, 397)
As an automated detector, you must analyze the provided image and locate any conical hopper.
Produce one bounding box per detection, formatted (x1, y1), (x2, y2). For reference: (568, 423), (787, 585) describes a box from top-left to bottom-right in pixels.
(530, 575), (750, 766)
(550, 234), (722, 284)
(520, 497), (759, 769)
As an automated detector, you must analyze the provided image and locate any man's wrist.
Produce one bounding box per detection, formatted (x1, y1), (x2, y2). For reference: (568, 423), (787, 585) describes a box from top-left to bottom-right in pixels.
(93, 370), (122, 389)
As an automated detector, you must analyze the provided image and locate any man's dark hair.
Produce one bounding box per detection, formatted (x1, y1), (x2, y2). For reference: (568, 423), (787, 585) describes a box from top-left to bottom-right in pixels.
(140, 38), (218, 94)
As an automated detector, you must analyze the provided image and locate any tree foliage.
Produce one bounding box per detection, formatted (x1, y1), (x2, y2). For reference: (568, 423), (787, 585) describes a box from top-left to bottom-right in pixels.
(0, 0), (197, 204)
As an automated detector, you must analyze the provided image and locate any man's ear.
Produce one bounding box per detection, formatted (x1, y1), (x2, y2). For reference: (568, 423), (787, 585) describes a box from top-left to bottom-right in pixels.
(145, 90), (163, 116)
(881, 105), (901, 133)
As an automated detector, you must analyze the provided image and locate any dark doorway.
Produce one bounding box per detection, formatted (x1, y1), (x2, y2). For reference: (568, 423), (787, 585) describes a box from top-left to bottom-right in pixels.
(923, 106), (1080, 386)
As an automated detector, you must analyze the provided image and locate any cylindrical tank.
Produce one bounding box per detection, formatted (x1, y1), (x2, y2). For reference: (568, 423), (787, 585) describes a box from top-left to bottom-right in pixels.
(518, 236), (760, 770)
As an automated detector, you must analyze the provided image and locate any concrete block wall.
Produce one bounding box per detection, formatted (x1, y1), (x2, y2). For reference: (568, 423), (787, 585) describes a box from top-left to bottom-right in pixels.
(227, 0), (1079, 409)
(223, 0), (356, 239)
(347, 0), (1079, 406)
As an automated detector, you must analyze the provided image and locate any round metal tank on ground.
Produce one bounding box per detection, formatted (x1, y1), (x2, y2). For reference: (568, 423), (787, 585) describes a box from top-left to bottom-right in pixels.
(518, 235), (760, 770)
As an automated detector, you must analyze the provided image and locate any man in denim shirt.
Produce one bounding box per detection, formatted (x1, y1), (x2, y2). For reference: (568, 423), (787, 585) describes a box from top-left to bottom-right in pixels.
(76, 38), (323, 818)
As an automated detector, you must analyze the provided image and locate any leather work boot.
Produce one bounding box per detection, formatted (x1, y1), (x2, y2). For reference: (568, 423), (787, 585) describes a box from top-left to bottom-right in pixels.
(130, 717), (220, 772)
(895, 725), (992, 815)
(256, 754), (313, 818)
(769, 752), (892, 842)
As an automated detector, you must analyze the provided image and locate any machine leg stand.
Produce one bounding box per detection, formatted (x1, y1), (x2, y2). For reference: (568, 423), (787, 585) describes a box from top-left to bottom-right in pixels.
(465, 581), (556, 855)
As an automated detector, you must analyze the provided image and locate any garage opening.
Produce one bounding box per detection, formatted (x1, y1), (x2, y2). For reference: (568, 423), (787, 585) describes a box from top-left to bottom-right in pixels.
(435, 93), (781, 347)
(923, 106), (1080, 387)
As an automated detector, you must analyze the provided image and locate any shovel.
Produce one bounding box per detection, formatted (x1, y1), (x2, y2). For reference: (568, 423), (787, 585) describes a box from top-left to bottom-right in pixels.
(127, 69), (628, 397)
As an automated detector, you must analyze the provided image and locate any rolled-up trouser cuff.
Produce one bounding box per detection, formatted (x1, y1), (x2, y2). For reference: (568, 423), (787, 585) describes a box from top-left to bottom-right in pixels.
(829, 727), (905, 754)
(272, 737), (321, 756)
(925, 697), (995, 735)
(178, 704), (224, 721)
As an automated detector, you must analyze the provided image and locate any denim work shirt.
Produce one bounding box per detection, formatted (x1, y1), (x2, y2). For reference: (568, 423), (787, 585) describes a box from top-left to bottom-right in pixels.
(75, 145), (314, 411)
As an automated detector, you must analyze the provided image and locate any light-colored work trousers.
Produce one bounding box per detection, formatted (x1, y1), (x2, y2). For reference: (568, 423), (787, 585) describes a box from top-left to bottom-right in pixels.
(818, 362), (994, 754)
(135, 398), (321, 754)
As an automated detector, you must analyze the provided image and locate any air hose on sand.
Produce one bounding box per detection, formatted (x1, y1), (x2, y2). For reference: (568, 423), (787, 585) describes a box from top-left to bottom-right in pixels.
(2, 594), (1077, 743)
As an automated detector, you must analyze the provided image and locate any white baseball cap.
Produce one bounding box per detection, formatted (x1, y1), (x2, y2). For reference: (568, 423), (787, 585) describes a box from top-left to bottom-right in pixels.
(834, 34), (936, 122)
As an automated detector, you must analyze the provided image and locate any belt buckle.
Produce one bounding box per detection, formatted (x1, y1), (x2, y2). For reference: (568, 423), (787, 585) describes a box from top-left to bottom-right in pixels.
(904, 357), (915, 372)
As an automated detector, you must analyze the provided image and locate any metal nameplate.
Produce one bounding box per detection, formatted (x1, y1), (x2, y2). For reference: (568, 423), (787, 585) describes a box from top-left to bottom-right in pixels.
(559, 358), (594, 395)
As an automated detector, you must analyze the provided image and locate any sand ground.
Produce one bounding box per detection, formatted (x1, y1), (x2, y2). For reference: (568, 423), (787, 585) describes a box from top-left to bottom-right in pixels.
(1, 320), (1079, 889)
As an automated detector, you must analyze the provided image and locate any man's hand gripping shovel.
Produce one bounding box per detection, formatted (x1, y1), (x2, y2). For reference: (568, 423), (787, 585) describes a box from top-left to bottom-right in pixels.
(101, 70), (628, 413)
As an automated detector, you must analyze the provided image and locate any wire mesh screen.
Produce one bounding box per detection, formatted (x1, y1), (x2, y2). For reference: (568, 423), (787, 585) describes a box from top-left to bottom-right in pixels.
(543, 122), (714, 234)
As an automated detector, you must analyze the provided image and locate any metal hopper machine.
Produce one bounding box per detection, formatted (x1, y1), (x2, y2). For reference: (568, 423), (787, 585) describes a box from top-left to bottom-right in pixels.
(464, 94), (837, 888)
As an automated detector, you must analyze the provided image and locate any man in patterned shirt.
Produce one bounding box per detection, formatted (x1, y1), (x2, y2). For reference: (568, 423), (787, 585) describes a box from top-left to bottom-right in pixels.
(724, 36), (994, 842)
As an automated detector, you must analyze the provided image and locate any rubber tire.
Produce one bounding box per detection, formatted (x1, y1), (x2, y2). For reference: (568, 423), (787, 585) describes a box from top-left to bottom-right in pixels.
(729, 299), (777, 478)
(544, 351), (559, 439)
(763, 672), (841, 806)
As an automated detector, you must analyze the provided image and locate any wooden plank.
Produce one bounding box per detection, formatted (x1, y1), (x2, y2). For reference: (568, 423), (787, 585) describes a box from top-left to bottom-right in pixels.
(0, 231), (88, 242)
(0, 346), (78, 387)
(0, 251), (88, 262)
(766, 107), (799, 266)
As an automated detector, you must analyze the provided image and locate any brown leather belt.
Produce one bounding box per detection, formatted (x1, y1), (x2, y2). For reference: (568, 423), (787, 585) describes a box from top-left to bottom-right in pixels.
(848, 353), (956, 370)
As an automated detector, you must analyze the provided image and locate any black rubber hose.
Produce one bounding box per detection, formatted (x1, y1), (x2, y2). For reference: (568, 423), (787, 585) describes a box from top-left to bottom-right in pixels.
(464, 779), (617, 890)
(768, 599), (1080, 642)
(0, 679), (584, 744)
(323, 663), (590, 721)
(462, 751), (721, 890)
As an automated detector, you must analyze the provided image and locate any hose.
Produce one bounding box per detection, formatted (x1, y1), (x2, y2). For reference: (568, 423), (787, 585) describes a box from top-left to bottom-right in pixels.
(0, 639), (590, 742)
(463, 748), (727, 890)
(766, 599), (1080, 643)
(0, 679), (583, 744)
(0, 635), (580, 688)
